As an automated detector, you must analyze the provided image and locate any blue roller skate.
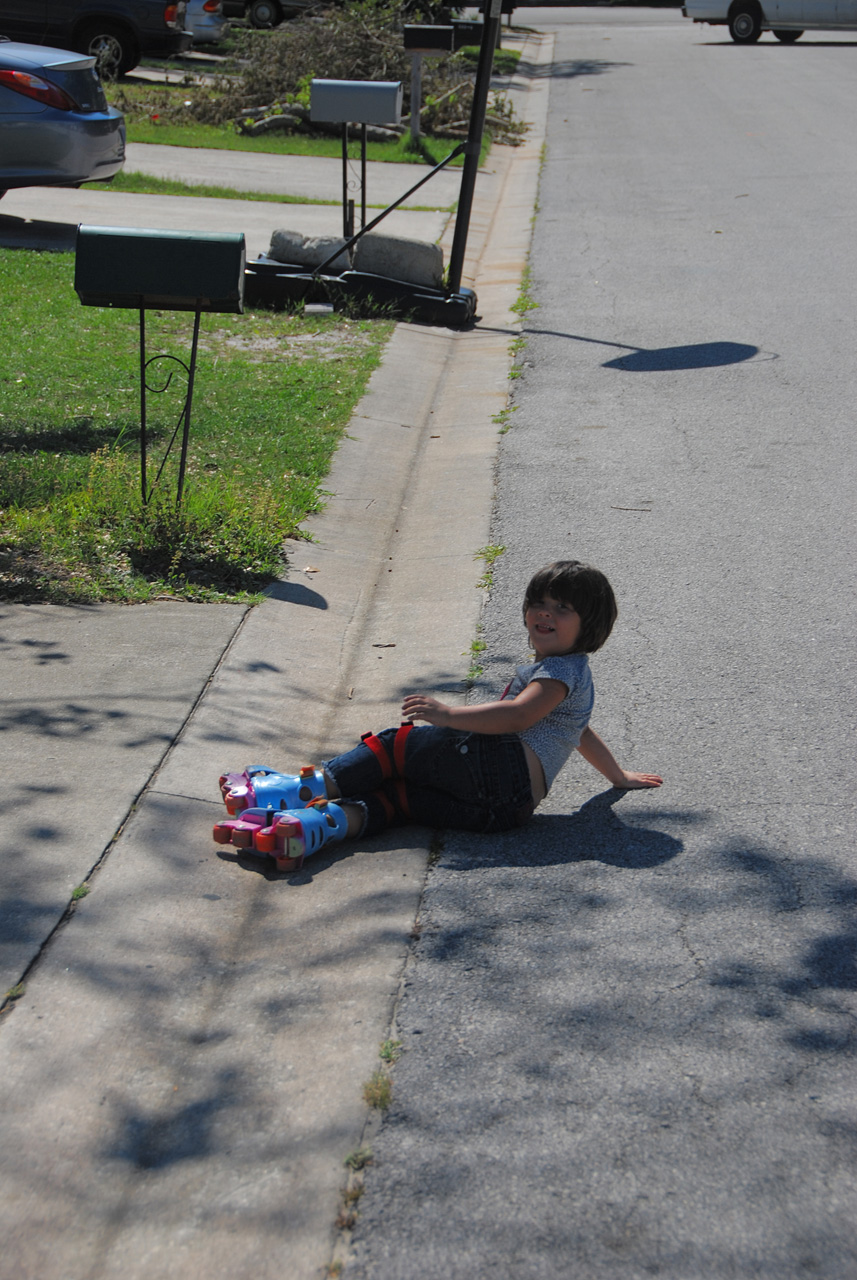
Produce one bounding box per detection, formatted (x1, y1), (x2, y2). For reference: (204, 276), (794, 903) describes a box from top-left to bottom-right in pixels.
(219, 763), (327, 816)
(213, 798), (348, 872)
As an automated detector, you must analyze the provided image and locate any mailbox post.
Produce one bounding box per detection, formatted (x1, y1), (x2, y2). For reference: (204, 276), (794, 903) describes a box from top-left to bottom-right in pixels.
(310, 80), (403, 238)
(74, 226), (245, 507)
(446, 0), (504, 296)
(403, 22), (485, 144)
(403, 25), (454, 145)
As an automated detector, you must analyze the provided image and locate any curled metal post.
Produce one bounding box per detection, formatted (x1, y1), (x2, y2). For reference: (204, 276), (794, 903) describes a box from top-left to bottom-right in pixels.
(138, 305), (202, 507)
(139, 307), (148, 504)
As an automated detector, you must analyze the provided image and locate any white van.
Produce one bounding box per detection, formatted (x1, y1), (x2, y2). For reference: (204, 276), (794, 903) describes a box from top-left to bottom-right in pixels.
(683, 1), (857, 43)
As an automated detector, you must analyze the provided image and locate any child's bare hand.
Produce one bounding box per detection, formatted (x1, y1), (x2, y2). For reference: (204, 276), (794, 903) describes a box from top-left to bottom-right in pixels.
(616, 771), (663, 789)
(401, 694), (450, 727)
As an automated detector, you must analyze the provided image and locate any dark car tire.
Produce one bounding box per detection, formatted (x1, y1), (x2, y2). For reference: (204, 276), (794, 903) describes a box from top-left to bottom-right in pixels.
(77, 21), (140, 77)
(728, 5), (762, 42)
(248, 0), (283, 28)
(773, 28), (803, 42)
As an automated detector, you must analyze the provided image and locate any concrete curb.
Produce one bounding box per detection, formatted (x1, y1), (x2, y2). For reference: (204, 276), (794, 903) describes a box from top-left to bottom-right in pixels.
(0, 31), (553, 1280)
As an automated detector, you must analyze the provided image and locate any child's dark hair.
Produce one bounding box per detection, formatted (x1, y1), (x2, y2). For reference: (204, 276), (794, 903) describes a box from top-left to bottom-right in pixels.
(523, 561), (618, 653)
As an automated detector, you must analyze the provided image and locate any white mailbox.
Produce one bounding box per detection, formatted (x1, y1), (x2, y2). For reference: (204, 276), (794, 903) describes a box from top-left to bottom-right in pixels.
(310, 79), (403, 126)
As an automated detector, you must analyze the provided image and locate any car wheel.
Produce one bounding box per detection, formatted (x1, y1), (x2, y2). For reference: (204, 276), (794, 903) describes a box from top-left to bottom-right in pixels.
(728, 5), (762, 43)
(77, 21), (140, 77)
(773, 28), (803, 42)
(248, 0), (282, 28)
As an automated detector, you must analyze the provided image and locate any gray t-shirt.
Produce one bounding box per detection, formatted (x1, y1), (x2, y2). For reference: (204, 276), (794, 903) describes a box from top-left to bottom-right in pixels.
(504, 653), (594, 791)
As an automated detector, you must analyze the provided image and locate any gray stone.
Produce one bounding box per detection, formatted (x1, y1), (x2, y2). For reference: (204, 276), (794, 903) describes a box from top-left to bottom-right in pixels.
(268, 228), (351, 274)
(352, 232), (443, 288)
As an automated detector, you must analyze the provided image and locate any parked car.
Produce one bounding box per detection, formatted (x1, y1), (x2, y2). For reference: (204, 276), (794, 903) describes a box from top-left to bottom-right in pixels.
(0, 1), (192, 76)
(221, 0), (312, 29)
(683, 0), (857, 43)
(0, 40), (125, 198)
(186, 0), (228, 43)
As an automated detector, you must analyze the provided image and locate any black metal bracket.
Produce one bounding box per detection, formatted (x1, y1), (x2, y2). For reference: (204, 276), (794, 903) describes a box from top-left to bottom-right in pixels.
(138, 306), (202, 507)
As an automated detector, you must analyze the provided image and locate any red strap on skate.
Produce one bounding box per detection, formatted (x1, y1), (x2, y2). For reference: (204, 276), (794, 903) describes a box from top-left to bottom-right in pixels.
(362, 723), (413, 780)
(394, 722), (413, 776)
(361, 731), (393, 780)
(393, 723), (413, 817)
(373, 788), (396, 824)
(395, 779), (411, 820)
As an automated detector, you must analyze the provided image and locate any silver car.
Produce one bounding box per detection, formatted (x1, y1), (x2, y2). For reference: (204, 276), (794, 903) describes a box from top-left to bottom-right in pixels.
(0, 40), (124, 196)
(185, 0), (228, 44)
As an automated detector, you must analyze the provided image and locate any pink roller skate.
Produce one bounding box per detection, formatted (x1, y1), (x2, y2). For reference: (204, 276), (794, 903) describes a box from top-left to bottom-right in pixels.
(219, 763), (327, 816)
(213, 799), (348, 872)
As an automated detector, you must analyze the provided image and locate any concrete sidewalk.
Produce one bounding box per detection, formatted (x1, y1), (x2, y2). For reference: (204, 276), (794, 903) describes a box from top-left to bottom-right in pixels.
(0, 30), (551, 1280)
(0, 125), (459, 260)
(0, 186), (448, 262)
(123, 141), (464, 208)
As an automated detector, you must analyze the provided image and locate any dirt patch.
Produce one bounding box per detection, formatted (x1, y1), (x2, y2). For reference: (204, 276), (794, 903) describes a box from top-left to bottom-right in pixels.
(204, 328), (378, 363)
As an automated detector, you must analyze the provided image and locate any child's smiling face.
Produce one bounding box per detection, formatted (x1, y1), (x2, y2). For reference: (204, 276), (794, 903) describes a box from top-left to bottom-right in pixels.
(525, 594), (582, 658)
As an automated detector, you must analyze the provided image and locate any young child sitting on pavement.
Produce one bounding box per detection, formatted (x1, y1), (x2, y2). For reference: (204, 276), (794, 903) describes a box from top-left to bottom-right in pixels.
(214, 560), (663, 871)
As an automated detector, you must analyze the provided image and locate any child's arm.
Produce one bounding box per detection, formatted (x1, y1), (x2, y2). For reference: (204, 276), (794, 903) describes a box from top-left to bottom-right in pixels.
(576, 725), (663, 789)
(402, 678), (567, 736)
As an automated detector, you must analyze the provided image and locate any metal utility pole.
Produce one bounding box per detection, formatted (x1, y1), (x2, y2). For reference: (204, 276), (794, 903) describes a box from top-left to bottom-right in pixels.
(446, 0), (503, 296)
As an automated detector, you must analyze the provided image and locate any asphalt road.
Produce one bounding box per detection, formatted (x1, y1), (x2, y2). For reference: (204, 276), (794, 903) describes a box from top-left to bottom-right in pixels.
(346, 9), (857, 1279)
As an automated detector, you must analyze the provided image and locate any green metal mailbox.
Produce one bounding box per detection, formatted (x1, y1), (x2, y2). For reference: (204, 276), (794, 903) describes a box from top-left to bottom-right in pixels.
(73, 225), (247, 507)
(74, 225), (245, 312)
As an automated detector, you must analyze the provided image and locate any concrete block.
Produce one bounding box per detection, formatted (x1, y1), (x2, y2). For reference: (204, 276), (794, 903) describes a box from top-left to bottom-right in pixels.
(269, 229), (351, 274)
(352, 232), (444, 289)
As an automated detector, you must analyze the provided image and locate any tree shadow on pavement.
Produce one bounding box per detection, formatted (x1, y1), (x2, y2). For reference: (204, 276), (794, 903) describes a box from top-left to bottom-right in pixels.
(516, 58), (632, 81)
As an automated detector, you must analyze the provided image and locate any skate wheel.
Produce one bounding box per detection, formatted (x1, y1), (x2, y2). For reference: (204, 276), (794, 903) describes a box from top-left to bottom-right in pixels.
(229, 826), (255, 849)
(255, 827), (277, 854)
(225, 791), (251, 815)
(212, 822), (234, 844)
(274, 853), (304, 872)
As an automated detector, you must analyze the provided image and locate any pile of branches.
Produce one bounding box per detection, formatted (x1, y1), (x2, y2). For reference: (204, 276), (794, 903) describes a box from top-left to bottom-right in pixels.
(119, 0), (527, 145)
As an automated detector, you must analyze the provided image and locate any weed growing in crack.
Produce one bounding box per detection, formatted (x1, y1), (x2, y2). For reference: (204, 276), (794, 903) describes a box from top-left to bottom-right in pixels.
(344, 1147), (373, 1171)
(475, 543), (506, 591)
(379, 1039), (403, 1064)
(363, 1069), (393, 1110)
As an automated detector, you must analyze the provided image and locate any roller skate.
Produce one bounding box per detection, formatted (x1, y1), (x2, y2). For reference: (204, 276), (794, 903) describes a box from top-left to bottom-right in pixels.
(212, 798), (348, 872)
(219, 763), (327, 816)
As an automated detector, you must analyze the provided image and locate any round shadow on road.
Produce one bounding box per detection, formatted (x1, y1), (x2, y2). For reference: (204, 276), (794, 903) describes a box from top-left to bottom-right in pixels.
(603, 341), (759, 371)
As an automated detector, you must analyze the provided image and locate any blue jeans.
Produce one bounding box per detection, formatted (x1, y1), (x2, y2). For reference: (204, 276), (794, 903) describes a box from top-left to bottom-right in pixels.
(323, 725), (535, 837)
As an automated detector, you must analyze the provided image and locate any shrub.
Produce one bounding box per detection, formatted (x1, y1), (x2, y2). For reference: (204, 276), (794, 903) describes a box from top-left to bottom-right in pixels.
(111, 0), (526, 144)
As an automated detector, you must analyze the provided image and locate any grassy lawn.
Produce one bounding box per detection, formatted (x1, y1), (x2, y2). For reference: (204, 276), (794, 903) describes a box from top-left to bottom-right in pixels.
(0, 249), (392, 605)
(107, 79), (493, 166)
(91, 170), (341, 205)
(124, 118), (479, 167)
(89, 170), (449, 212)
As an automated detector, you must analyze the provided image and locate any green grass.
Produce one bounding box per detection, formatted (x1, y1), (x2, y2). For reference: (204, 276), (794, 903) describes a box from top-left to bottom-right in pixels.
(125, 118), (475, 167)
(89, 170), (449, 213)
(91, 170), (340, 205)
(0, 249), (392, 604)
(458, 45), (522, 77)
